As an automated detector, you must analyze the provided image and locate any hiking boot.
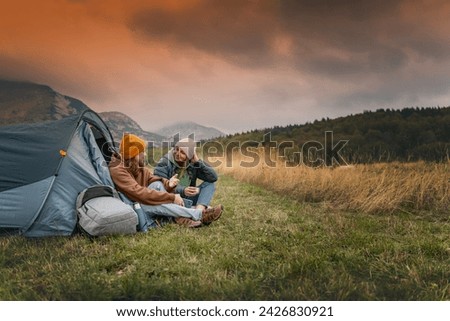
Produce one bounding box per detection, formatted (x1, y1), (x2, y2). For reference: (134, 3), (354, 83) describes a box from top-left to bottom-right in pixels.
(175, 217), (202, 228)
(201, 204), (223, 225)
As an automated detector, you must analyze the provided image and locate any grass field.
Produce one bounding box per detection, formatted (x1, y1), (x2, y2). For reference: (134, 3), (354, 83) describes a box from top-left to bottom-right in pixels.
(217, 152), (449, 214)
(0, 173), (448, 300)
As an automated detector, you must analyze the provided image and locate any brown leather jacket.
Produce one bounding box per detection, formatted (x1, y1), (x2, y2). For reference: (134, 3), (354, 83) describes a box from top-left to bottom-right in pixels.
(109, 156), (175, 205)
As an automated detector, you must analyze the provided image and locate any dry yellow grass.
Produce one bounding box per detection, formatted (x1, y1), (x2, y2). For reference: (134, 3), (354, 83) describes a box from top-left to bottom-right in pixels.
(215, 151), (449, 214)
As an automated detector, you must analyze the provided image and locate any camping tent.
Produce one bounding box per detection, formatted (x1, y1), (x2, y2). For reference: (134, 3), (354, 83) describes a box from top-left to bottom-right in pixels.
(0, 86), (117, 237)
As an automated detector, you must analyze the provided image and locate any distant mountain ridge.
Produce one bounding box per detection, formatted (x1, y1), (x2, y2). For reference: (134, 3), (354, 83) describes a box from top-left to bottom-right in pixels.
(99, 111), (164, 145)
(0, 80), (85, 126)
(155, 121), (225, 141)
(0, 80), (224, 146)
(0, 81), (161, 145)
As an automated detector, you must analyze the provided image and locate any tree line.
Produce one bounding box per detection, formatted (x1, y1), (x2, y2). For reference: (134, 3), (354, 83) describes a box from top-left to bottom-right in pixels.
(216, 107), (449, 164)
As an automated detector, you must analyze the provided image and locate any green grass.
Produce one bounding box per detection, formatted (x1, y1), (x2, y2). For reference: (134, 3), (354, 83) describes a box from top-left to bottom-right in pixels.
(0, 175), (449, 300)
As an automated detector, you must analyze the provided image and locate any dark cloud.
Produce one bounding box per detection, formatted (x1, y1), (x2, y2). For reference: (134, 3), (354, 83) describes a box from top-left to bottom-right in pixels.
(322, 69), (450, 111)
(294, 44), (409, 78)
(396, 32), (450, 61)
(278, 0), (395, 20)
(129, 0), (277, 67)
(128, 0), (450, 75)
(277, 0), (397, 45)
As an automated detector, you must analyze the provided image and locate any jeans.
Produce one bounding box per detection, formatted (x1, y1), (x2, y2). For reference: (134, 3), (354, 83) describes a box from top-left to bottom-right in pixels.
(119, 181), (203, 232)
(184, 181), (216, 208)
(143, 181), (202, 217)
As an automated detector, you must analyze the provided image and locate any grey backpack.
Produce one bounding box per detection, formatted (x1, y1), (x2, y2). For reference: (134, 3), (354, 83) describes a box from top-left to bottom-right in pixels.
(76, 185), (138, 236)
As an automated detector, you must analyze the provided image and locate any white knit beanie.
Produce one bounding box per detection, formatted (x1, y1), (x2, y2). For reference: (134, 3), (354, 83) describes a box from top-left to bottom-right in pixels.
(175, 138), (196, 159)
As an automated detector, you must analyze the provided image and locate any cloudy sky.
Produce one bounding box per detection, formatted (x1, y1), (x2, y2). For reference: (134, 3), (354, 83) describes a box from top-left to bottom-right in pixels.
(1, 0), (449, 134)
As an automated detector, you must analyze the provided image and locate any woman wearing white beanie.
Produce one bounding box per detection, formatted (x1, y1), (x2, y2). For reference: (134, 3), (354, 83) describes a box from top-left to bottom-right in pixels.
(154, 137), (222, 225)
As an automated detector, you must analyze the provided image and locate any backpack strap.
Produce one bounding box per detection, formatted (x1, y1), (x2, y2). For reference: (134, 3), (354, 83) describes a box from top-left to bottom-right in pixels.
(79, 185), (116, 207)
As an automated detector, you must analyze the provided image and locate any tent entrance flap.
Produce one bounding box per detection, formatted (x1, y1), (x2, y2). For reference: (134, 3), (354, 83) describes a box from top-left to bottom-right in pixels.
(90, 125), (113, 165)
(23, 121), (114, 237)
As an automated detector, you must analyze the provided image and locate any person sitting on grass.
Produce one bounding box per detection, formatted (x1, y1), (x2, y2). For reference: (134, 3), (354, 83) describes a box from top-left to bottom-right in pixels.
(108, 133), (223, 229)
(154, 137), (219, 212)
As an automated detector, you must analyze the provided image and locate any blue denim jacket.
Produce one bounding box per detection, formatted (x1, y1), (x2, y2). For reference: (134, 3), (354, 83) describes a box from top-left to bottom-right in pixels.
(153, 151), (218, 197)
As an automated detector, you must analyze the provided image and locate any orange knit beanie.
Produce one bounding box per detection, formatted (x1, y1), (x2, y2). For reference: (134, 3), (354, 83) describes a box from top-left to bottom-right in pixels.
(120, 133), (146, 160)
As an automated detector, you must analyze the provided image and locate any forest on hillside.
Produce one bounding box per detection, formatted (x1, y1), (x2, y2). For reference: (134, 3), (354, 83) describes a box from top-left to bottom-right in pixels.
(215, 107), (449, 164)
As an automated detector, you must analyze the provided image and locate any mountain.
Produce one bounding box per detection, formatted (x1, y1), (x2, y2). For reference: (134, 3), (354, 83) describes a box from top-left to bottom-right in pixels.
(0, 79), (223, 144)
(99, 111), (164, 145)
(0, 80), (163, 146)
(0, 80), (86, 126)
(155, 121), (225, 141)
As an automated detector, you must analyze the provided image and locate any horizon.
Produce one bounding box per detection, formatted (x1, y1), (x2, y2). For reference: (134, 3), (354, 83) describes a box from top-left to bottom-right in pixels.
(0, 78), (447, 137)
(1, 1), (450, 133)
(90, 101), (450, 136)
(154, 105), (448, 136)
(142, 105), (449, 137)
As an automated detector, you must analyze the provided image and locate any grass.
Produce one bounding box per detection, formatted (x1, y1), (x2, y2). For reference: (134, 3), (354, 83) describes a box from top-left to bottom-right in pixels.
(217, 153), (449, 214)
(0, 175), (449, 300)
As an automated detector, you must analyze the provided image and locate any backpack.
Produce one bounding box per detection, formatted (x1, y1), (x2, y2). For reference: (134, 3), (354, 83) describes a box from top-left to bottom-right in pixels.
(76, 185), (138, 236)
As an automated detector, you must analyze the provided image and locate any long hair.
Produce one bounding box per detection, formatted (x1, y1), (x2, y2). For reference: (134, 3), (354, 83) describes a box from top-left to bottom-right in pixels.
(124, 157), (139, 173)
(114, 152), (139, 173)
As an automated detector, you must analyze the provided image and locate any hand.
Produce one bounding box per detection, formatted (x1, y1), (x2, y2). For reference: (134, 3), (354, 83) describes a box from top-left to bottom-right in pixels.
(190, 150), (200, 163)
(184, 186), (200, 197)
(168, 174), (179, 188)
(173, 194), (184, 206)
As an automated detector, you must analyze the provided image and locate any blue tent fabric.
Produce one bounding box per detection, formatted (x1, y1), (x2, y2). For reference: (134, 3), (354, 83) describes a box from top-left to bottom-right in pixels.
(0, 116), (79, 192)
(0, 177), (54, 230)
(0, 98), (117, 237)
